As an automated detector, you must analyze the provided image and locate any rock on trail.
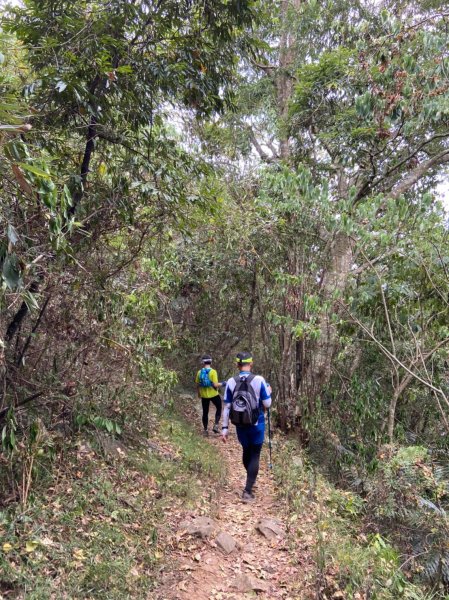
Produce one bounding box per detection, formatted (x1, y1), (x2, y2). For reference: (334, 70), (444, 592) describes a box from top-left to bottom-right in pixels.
(256, 517), (286, 540)
(178, 516), (219, 539)
(156, 431), (307, 599)
(215, 531), (238, 554)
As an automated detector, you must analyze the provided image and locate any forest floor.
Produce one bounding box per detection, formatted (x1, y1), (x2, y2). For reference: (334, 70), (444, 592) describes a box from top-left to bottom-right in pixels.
(156, 413), (316, 600)
(0, 397), (323, 599)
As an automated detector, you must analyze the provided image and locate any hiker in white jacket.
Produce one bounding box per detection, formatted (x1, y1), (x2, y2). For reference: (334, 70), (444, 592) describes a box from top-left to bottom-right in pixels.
(221, 352), (272, 502)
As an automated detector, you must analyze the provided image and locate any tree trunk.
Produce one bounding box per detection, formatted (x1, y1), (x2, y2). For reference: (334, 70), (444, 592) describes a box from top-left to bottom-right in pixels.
(301, 232), (354, 410)
(271, 0), (302, 427)
(276, 0), (300, 161)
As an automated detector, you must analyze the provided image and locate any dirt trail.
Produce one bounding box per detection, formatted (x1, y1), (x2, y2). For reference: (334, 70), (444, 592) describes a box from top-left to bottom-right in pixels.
(156, 430), (310, 599)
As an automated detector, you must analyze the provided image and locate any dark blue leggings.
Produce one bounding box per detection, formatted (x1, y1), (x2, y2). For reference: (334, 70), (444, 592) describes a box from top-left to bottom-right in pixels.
(242, 443), (263, 493)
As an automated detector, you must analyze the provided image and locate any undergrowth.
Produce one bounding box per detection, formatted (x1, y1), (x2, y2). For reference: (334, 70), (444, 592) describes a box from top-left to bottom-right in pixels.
(0, 393), (223, 599)
(275, 439), (436, 600)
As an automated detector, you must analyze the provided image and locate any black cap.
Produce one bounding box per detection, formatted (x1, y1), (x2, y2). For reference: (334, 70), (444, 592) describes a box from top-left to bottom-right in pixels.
(235, 351), (253, 364)
(201, 354), (212, 363)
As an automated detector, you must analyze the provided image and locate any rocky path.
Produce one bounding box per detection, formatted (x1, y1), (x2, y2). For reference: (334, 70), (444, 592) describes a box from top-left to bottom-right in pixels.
(156, 429), (308, 599)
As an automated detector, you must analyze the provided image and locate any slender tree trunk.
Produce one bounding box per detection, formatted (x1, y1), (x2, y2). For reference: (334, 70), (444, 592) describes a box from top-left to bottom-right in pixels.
(68, 116), (97, 217)
(247, 262), (257, 350)
(5, 281), (40, 343)
(387, 372), (414, 443)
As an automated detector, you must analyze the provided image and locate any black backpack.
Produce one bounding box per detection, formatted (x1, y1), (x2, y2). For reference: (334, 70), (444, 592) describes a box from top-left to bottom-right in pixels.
(230, 374), (260, 426)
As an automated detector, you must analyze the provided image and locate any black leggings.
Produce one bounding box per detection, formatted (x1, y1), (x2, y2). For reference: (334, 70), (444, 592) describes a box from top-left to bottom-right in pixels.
(242, 443), (263, 494)
(201, 395), (222, 430)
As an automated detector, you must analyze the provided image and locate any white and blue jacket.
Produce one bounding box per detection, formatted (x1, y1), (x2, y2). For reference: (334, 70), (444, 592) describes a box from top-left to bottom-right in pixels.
(222, 372), (272, 446)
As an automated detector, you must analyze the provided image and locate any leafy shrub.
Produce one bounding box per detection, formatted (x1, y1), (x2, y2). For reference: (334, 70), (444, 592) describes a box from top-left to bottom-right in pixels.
(366, 445), (449, 590)
(275, 439), (436, 599)
(75, 413), (122, 435)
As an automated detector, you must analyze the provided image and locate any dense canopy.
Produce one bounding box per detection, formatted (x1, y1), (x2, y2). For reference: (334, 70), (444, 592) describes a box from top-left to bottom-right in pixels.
(1, 0), (449, 597)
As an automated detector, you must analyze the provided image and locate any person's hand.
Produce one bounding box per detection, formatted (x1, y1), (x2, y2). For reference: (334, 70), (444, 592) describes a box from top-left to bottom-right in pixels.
(221, 429), (228, 443)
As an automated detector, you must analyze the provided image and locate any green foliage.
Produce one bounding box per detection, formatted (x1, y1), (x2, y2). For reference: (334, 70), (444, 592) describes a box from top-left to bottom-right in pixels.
(1, 407), (17, 454)
(292, 47), (356, 112)
(1, 2), (449, 598)
(275, 439), (434, 599)
(75, 413), (122, 436)
(6, 0), (255, 128)
(290, 4), (449, 169)
(366, 445), (449, 590)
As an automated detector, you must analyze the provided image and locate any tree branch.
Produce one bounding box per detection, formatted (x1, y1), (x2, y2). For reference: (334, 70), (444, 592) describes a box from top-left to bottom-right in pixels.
(369, 132), (449, 193)
(5, 281), (40, 342)
(390, 149), (449, 199)
(0, 391), (43, 423)
(16, 294), (51, 367)
(338, 300), (449, 397)
(68, 116), (97, 217)
(249, 57), (277, 77)
(247, 126), (277, 162)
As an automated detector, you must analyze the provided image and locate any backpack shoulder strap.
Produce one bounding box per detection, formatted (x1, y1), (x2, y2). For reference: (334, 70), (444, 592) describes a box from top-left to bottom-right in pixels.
(233, 375), (246, 394)
(233, 375), (242, 392)
(233, 373), (255, 394)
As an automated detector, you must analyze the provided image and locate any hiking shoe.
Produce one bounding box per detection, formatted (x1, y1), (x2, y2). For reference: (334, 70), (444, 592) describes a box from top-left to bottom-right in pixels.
(242, 490), (255, 503)
(202, 429), (209, 437)
(212, 423), (220, 434)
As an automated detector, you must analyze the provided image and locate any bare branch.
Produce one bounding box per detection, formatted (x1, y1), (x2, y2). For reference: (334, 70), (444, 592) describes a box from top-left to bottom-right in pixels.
(359, 247), (399, 383)
(390, 149), (449, 199)
(338, 300), (449, 398)
(246, 126), (277, 162)
(370, 132), (449, 193)
(249, 57), (277, 77)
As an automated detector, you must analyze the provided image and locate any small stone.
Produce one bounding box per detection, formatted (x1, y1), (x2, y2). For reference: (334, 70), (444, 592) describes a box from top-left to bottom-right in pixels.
(264, 565), (277, 574)
(178, 516), (218, 539)
(215, 531), (237, 554)
(256, 518), (285, 540)
(96, 432), (127, 458)
(232, 574), (269, 593)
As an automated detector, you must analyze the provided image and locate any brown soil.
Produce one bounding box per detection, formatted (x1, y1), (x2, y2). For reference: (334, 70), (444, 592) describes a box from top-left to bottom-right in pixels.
(155, 430), (314, 599)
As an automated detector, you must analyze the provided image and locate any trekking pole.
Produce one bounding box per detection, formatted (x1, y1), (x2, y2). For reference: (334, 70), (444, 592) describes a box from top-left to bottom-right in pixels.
(267, 407), (273, 470)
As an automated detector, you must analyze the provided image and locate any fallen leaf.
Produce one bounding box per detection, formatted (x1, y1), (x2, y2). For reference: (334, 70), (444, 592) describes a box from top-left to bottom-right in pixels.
(39, 537), (57, 548)
(72, 548), (86, 561)
(12, 164), (33, 196)
(25, 540), (38, 553)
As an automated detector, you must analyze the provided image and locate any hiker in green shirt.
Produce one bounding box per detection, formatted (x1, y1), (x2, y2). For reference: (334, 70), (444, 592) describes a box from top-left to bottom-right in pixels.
(195, 354), (225, 436)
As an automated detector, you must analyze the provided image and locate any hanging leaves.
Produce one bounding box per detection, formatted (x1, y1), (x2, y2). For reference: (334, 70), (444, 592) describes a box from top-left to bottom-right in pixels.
(2, 254), (22, 289)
